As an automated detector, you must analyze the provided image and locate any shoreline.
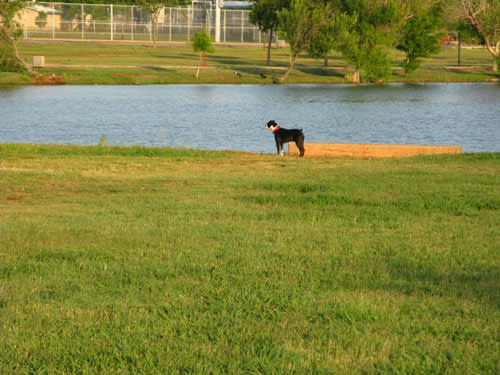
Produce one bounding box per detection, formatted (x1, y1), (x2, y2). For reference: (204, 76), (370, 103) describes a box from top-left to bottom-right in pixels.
(2, 66), (499, 86)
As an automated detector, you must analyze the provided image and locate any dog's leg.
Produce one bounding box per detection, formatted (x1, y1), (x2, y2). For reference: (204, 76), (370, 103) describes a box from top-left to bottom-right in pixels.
(275, 140), (282, 156)
(296, 137), (305, 157)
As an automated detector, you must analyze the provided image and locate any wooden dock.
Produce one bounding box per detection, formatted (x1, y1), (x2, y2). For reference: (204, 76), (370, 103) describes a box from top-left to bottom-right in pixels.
(288, 142), (462, 158)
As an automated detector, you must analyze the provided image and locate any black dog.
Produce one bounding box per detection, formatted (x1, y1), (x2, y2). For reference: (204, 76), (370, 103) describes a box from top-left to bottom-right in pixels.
(266, 120), (305, 157)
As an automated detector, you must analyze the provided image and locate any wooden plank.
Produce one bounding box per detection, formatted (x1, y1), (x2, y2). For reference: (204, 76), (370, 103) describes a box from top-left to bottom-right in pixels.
(288, 142), (462, 158)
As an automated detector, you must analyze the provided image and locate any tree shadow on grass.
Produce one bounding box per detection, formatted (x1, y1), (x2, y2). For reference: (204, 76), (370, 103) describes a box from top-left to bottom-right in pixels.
(208, 55), (249, 66)
(364, 255), (500, 309)
(295, 67), (346, 79)
(142, 66), (171, 72)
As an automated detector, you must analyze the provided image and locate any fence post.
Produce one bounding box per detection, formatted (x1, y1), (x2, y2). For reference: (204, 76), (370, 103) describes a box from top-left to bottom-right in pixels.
(110, 4), (114, 41)
(223, 9), (226, 42)
(241, 10), (243, 43)
(131, 6), (134, 41)
(187, 6), (190, 41)
(169, 7), (172, 41)
(81, 4), (84, 39)
(52, 4), (55, 39)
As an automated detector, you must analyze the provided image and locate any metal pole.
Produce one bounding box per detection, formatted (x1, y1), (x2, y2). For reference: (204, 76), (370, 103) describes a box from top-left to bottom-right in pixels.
(110, 4), (114, 41)
(457, 32), (461, 66)
(52, 4), (55, 39)
(223, 9), (226, 42)
(241, 10), (243, 43)
(215, 0), (221, 42)
(187, 6), (190, 41)
(169, 8), (172, 41)
(131, 6), (134, 41)
(81, 4), (84, 39)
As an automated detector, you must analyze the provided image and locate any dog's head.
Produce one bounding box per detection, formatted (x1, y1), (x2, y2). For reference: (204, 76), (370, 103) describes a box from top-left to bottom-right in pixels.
(266, 120), (279, 132)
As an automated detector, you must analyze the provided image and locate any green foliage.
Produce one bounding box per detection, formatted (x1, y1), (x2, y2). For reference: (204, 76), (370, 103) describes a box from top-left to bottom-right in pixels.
(0, 0), (24, 40)
(278, 0), (326, 58)
(250, 0), (290, 32)
(334, 0), (400, 82)
(192, 29), (215, 54)
(98, 134), (108, 147)
(0, 0), (30, 73)
(250, 0), (291, 64)
(0, 39), (25, 72)
(306, 10), (344, 59)
(397, 1), (444, 74)
(35, 11), (48, 29)
(277, 0), (330, 81)
(363, 46), (392, 82)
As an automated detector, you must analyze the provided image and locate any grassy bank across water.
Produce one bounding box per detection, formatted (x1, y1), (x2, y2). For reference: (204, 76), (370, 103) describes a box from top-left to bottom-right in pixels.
(0, 41), (499, 85)
(1, 144), (499, 374)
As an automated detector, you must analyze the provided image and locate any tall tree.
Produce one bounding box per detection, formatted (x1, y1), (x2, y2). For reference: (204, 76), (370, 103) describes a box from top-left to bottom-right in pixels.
(192, 28), (214, 79)
(452, 0), (500, 71)
(0, 0), (33, 73)
(137, 0), (178, 48)
(397, 0), (445, 74)
(277, 0), (330, 83)
(250, 0), (290, 66)
(333, 0), (401, 83)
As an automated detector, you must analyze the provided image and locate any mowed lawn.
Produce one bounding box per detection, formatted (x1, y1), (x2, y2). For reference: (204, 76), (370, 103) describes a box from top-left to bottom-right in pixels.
(1, 41), (497, 84)
(0, 144), (499, 374)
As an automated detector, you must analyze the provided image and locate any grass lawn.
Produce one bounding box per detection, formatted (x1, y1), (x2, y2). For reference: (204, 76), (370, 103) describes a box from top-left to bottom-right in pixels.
(0, 41), (498, 84)
(1, 144), (499, 374)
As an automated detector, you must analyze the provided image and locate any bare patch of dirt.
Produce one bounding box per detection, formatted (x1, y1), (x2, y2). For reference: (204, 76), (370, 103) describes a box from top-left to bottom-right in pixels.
(32, 74), (66, 85)
(6, 196), (23, 201)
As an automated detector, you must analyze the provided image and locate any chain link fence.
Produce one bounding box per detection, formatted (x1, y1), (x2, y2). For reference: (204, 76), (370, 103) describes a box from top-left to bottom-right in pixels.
(21, 2), (266, 43)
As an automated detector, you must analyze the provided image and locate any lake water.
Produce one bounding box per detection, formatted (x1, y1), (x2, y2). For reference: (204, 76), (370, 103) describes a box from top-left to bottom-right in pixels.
(1, 83), (499, 153)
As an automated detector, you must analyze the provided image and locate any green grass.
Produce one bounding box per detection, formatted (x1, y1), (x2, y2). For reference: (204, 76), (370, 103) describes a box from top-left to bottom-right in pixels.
(0, 41), (498, 85)
(1, 144), (499, 374)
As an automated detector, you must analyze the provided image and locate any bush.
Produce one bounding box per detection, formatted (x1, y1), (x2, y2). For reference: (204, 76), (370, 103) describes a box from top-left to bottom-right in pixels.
(363, 47), (392, 83)
(0, 36), (25, 73)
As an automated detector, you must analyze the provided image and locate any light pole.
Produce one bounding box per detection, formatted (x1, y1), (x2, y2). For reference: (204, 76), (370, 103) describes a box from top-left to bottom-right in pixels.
(215, 0), (222, 42)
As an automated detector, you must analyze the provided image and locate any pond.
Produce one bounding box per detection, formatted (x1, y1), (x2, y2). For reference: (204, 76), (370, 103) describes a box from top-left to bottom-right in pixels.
(1, 83), (499, 153)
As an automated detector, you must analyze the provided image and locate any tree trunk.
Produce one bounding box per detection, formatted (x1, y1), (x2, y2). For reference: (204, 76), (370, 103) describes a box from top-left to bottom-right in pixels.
(195, 52), (202, 79)
(457, 32), (461, 66)
(5, 32), (34, 74)
(267, 30), (273, 66)
(352, 68), (360, 84)
(280, 53), (298, 83)
(152, 20), (157, 48)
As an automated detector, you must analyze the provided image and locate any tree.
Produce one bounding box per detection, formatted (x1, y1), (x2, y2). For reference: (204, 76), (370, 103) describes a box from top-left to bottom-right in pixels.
(0, 0), (33, 73)
(250, 0), (290, 65)
(397, 0), (445, 74)
(192, 28), (215, 79)
(453, 0), (500, 71)
(35, 11), (48, 30)
(333, 0), (401, 83)
(277, 0), (330, 83)
(137, 0), (178, 48)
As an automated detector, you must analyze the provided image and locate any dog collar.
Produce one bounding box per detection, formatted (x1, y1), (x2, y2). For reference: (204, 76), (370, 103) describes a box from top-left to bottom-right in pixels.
(272, 126), (281, 134)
